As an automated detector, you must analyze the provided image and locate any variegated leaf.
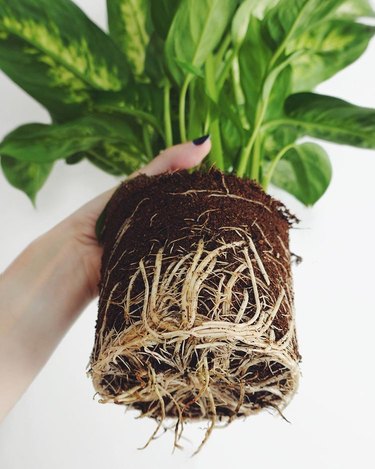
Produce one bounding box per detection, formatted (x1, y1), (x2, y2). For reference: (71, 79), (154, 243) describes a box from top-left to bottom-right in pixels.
(0, 115), (144, 164)
(0, 0), (130, 119)
(1, 156), (53, 204)
(107, 0), (151, 79)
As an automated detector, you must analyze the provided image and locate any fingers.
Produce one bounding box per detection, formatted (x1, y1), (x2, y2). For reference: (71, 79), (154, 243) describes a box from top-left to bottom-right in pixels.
(130, 136), (211, 178)
(73, 138), (211, 221)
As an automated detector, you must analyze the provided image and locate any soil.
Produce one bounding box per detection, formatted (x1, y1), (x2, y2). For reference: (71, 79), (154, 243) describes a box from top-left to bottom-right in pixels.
(89, 169), (300, 424)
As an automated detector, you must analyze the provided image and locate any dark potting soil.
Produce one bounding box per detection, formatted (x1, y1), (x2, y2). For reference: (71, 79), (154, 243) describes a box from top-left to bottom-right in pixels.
(91, 169), (300, 418)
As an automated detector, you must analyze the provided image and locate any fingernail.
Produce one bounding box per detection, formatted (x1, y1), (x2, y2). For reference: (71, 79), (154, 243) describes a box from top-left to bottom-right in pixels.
(192, 134), (210, 145)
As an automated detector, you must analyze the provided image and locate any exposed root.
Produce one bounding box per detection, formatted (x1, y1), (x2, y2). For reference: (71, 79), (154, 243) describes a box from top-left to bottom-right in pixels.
(89, 225), (300, 453)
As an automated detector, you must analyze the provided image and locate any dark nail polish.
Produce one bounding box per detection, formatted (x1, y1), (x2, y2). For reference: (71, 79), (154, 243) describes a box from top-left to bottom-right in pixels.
(193, 134), (210, 145)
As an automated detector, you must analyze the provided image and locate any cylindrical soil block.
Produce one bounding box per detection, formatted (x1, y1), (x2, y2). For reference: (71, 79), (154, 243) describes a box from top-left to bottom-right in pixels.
(89, 170), (300, 424)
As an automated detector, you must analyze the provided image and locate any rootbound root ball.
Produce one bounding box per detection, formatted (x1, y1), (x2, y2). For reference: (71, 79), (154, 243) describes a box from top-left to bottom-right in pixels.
(89, 169), (301, 447)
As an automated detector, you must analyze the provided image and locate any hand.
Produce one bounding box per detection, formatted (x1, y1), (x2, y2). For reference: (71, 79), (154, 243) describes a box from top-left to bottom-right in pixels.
(0, 139), (211, 422)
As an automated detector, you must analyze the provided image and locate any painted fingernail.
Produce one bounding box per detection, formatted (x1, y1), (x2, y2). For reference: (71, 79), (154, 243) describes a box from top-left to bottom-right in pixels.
(192, 134), (210, 145)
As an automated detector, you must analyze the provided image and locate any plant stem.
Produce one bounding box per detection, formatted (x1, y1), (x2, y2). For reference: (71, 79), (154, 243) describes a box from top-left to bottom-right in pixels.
(142, 125), (153, 159)
(231, 56), (249, 129)
(179, 75), (192, 142)
(251, 134), (261, 180)
(236, 100), (266, 178)
(210, 118), (224, 170)
(262, 143), (296, 190)
(163, 80), (173, 147)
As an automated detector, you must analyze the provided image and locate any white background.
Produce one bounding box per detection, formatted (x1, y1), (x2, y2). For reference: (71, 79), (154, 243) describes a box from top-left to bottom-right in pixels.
(1, 2), (375, 468)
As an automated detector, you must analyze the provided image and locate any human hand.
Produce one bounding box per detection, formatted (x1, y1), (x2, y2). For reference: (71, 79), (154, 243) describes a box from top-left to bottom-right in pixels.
(66, 138), (212, 304)
(0, 138), (211, 422)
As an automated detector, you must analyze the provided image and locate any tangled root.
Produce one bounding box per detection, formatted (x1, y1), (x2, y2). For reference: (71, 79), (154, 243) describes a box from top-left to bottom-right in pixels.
(89, 226), (299, 453)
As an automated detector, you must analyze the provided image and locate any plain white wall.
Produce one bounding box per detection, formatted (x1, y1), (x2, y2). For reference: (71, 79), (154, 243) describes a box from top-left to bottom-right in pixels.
(0, 2), (375, 468)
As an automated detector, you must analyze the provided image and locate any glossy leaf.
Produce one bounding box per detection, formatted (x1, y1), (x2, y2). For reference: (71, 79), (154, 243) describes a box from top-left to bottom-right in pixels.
(271, 142), (332, 205)
(264, 0), (343, 50)
(231, 0), (258, 48)
(290, 20), (375, 92)
(336, 0), (375, 18)
(0, 115), (144, 164)
(150, 0), (180, 39)
(87, 141), (148, 176)
(0, 0), (130, 119)
(1, 155), (53, 203)
(165, 0), (238, 85)
(107, 0), (151, 78)
(285, 93), (375, 149)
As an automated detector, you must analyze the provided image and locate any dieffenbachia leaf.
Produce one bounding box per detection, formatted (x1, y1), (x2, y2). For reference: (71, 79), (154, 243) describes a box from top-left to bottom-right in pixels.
(336, 0), (375, 18)
(0, 0), (130, 120)
(86, 141), (149, 176)
(150, 0), (181, 40)
(289, 20), (375, 92)
(1, 155), (53, 204)
(106, 0), (151, 79)
(231, 0), (259, 48)
(165, 0), (238, 85)
(284, 93), (375, 149)
(271, 142), (332, 206)
(0, 115), (144, 164)
(264, 0), (344, 49)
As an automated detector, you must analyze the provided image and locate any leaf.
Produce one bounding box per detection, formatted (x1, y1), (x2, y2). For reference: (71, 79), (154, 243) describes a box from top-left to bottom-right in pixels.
(264, 0), (343, 50)
(0, 0), (130, 119)
(289, 20), (375, 92)
(106, 0), (151, 79)
(238, 17), (273, 124)
(336, 0), (375, 18)
(285, 93), (375, 149)
(1, 155), (53, 204)
(0, 115), (144, 164)
(165, 0), (238, 85)
(271, 142), (332, 205)
(231, 0), (259, 48)
(150, 0), (181, 39)
(87, 141), (148, 176)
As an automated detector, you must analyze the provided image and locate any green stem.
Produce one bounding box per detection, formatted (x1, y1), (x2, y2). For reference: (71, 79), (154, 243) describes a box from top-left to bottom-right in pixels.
(231, 56), (249, 129)
(163, 80), (173, 147)
(179, 75), (192, 142)
(142, 125), (153, 159)
(251, 134), (261, 180)
(210, 118), (224, 170)
(236, 100), (266, 178)
(216, 44), (241, 92)
(262, 143), (296, 190)
(215, 33), (232, 65)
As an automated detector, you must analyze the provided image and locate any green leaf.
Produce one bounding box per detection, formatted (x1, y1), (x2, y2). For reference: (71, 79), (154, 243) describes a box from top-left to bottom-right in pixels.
(231, 0), (258, 48)
(106, 0), (151, 79)
(238, 17), (273, 124)
(285, 93), (375, 149)
(165, 0), (238, 85)
(87, 141), (148, 176)
(290, 20), (375, 92)
(0, 115), (144, 164)
(150, 0), (181, 39)
(1, 155), (53, 204)
(271, 142), (332, 205)
(0, 0), (130, 119)
(336, 0), (375, 18)
(264, 0), (343, 50)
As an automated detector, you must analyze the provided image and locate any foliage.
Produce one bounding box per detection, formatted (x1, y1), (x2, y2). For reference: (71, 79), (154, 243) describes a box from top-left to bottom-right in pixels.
(0, 0), (374, 204)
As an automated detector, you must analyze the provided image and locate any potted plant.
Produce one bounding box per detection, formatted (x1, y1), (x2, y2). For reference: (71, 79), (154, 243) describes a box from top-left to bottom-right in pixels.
(0, 0), (374, 453)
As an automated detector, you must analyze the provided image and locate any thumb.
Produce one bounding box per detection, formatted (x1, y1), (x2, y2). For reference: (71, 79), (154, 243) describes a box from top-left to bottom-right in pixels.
(133, 135), (211, 178)
(71, 136), (211, 221)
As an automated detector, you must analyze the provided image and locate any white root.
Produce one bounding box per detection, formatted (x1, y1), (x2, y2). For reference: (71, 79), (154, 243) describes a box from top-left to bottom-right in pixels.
(89, 228), (300, 453)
